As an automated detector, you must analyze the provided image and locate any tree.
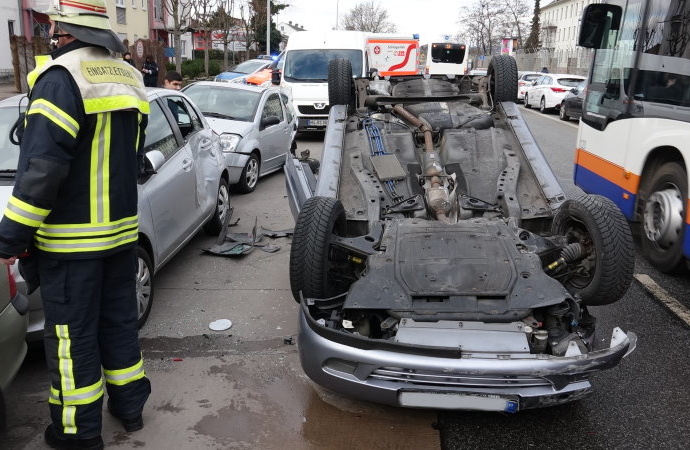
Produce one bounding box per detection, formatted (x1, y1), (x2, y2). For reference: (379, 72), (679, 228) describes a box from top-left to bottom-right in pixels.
(341, 1), (397, 33)
(504, 0), (531, 49)
(524, 0), (541, 52)
(162, 0), (194, 73)
(459, 0), (507, 56)
(249, 0), (288, 54)
(210, 1), (239, 69)
(192, 0), (218, 76)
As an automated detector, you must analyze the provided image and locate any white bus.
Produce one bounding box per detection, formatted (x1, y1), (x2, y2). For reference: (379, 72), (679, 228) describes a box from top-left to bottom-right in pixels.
(575, 0), (690, 272)
(418, 42), (468, 75)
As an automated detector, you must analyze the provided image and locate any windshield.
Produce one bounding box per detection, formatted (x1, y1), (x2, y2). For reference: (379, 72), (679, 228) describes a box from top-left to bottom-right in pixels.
(183, 85), (261, 122)
(283, 49), (363, 82)
(232, 60), (268, 74)
(430, 43), (465, 64)
(0, 106), (23, 171)
(557, 78), (586, 87)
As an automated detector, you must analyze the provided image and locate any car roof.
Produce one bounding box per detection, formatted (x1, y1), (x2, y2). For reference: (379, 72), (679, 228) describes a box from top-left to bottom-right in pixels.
(0, 94), (29, 108)
(184, 80), (273, 93)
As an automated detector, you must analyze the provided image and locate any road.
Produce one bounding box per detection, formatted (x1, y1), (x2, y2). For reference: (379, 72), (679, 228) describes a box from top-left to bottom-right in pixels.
(1, 104), (688, 449)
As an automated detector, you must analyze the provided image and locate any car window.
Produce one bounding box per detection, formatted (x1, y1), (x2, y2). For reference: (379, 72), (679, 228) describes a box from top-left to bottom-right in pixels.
(558, 78), (586, 87)
(233, 60), (269, 74)
(262, 94), (284, 124)
(535, 76), (545, 85)
(544, 76), (553, 84)
(165, 95), (201, 139)
(280, 92), (293, 123)
(524, 74), (541, 82)
(144, 100), (179, 160)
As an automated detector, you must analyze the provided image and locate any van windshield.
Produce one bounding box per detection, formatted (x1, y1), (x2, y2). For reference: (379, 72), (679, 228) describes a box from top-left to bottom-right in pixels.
(283, 49), (363, 82)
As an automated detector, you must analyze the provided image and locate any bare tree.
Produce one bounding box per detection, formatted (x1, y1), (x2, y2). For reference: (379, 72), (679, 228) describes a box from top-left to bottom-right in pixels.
(192, 0), (218, 75)
(504, 0), (531, 49)
(460, 0), (507, 56)
(342, 1), (397, 33)
(162, 0), (194, 73)
(210, 1), (241, 69)
(239, 1), (256, 59)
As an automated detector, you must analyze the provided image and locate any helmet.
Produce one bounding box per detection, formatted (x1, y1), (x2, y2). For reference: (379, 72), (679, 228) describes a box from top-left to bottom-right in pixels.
(30, 0), (127, 53)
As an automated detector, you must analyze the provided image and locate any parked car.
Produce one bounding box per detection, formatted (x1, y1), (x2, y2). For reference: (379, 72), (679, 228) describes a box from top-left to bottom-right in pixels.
(245, 53), (284, 87)
(517, 71), (543, 101)
(0, 89), (230, 337)
(182, 81), (297, 193)
(559, 80), (587, 121)
(0, 264), (28, 430)
(214, 58), (273, 82)
(524, 73), (586, 113)
(283, 56), (636, 412)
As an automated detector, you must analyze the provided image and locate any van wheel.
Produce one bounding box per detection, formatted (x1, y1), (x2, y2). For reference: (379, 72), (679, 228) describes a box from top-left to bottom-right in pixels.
(487, 55), (518, 103)
(328, 58), (356, 111)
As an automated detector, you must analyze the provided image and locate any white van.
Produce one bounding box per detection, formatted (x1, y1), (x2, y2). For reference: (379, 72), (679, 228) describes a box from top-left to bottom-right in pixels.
(418, 42), (468, 76)
(280, 30), (418, 132)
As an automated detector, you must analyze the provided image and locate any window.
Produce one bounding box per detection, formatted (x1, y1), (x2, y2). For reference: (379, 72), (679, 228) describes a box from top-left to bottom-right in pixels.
(132, 0), (136, 8)
(116, 7), (126, 25)
(144, 101), (179, 160)
(154, 0), (163, 21)
(164, 95), (203, 139)
(141, 0), (146, 10)
(280, 93), (293, 124)
(115, 0), (125, 6)
(8, 20), (14, 37)
(262, 94), (284, 126)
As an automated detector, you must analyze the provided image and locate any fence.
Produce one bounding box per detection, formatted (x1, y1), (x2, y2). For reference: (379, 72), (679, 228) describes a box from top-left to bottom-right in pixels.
(474, 47), (594, 76)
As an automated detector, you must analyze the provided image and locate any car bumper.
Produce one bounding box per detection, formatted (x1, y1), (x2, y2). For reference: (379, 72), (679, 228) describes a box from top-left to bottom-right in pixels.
(222, 152), (251, 184)
(0, 293), (29, 391)
(297, 306), (636, 411)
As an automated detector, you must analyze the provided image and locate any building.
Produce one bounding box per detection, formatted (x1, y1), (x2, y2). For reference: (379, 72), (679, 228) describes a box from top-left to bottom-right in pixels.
(0, 2), (22, 73)
(540, 0), (600, 52)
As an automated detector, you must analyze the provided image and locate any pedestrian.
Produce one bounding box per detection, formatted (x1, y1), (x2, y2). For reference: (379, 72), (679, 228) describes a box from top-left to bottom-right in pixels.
(0, 1), (151, 449)
(122, 51), (135, 67)
(163, 70), (183, 90)
(141, 54), (158, 87)
(541, 66), (549, 73)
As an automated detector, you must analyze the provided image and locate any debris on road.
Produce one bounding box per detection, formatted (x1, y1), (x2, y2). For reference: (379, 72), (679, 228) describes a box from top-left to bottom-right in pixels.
(209, 319), (233, 331)
(202, 216), (293, 258)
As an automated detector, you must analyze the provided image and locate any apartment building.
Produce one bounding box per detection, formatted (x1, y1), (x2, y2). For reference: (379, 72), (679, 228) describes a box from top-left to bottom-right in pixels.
(0, 2), (22, 73)
(540, 0), (600, 51)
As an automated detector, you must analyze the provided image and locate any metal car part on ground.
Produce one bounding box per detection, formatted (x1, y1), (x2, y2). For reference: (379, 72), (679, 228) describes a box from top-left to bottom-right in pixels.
(283, 55), (636, 412)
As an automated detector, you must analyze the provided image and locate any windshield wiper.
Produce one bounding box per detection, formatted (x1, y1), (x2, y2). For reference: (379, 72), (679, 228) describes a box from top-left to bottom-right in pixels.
(203, 112), (237, 120)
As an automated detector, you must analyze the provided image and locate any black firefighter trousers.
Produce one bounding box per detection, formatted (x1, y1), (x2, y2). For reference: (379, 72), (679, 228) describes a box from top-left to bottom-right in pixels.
(39, 247), (151, 439)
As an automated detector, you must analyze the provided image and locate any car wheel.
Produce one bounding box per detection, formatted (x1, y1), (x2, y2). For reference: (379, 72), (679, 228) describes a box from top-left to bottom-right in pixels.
(203, 177), (231, 234)
(524, 94), (531, 108)
(551, 194), (634, 306)
(136, 246), (154, 328)
(328, 58), (356, 111)
(487, 55), (518, 103)
(289, 196), (348, 303)
(237, 153), (260, 194)
(640, 162), (688, 273)
(559, 102), (570, 121)
(539, 97), (547, 113)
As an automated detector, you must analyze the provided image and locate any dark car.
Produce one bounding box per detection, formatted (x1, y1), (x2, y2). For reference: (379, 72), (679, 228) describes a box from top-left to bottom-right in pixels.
(282, 56), (637, 412)
(559, 81), (587, 121)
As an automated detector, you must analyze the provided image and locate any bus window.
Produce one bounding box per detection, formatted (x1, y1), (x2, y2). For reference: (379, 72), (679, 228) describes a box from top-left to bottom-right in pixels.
(431, 43), (465, 64)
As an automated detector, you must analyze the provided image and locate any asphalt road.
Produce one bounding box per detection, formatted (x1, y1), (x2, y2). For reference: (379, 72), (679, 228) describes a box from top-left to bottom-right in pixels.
(2, 102), (689, 449)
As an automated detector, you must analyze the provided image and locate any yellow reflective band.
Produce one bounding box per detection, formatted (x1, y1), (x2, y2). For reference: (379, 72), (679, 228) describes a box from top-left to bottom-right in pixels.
(27, 55), (51, 89)
(34, 229), (139, 253)
(83, 95), (150, 115)
(56, 325), (75, 392)
(63, 406), (77, 435)
(28, 99), (80, 139)
(49, 380), (104, 406)
(90, 113), (107, 223)
(136, 113), (142, 151)
(81, 61), (141, 87)
(36, 215), (138, 237)
(4, 195), (51, 228)
(104, 358), (146, 386)
(103, 114), (111, 221)
(49, 386), (61, 405)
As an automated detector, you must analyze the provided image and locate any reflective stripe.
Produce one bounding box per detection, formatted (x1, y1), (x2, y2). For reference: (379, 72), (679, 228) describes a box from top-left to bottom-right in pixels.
(34, 229), (138, 253)
(83, 95), (151, 115)
(37, 216), (138, 237)
(136, 112), (142, 151)
(90, 113), (108, 223)
(104, 358), (146, 386)
(27, 55), (51, 89)
(56, 324), (77, 434)
(28, 99), (80, 138)
(63, 406), (77, 435)
(4, 196), (50, 227)
(49, 380), (104, 406)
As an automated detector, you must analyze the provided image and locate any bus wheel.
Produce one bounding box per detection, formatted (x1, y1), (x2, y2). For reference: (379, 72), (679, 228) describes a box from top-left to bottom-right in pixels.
(641, 162), (688, 273)
(487, 55), (518, 104)
(328, 58), (356, 112)
(552, 194), (634, 306)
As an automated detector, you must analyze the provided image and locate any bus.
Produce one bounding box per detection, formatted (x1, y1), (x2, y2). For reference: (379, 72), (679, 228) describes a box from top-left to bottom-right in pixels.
(575, 0), (690, 273)
(418, 42), (468, 75)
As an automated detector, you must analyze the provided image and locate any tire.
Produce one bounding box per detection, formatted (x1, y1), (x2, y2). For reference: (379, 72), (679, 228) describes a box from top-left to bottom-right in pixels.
(289, 196), (348, 302)
(237, 153), (260, 194)
(540, 97), (547, 113)
(136, 246), (154, 328)
(203, 177), (231, 234)
(524, 93), (531, 108)
(640, 162), (688, 273)
(552, 194), (634, 306)
(328, 58), (356, 111)
(487, 55), (518, 103)
(559, 102), (570, 121)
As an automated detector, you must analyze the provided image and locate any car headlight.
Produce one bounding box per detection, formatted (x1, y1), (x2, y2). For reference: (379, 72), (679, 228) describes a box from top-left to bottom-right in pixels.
(219, 133), (241, 152)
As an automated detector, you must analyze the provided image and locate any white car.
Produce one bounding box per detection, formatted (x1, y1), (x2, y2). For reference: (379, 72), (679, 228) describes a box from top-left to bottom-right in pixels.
(517, 71), (543, 101)
(182, 81), (297, 193)
(523, 73), (586, 113)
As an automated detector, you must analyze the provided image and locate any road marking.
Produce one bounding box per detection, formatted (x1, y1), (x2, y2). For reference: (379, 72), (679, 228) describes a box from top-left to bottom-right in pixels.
(634, 273), (690, 326)
(521, 105), (579, 128)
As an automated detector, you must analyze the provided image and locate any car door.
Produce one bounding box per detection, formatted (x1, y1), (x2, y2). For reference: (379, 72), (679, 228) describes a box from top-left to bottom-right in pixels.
(257, 92), (290, 172)
(140, 97), (199, 262)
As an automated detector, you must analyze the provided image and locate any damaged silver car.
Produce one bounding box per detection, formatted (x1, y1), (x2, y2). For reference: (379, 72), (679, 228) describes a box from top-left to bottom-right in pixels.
(284, 55), (637, 412)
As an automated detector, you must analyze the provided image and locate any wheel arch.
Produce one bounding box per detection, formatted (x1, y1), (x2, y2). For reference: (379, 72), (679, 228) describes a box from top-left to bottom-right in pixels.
(635, 145), (687, 221)
(137, 233), (155, 271)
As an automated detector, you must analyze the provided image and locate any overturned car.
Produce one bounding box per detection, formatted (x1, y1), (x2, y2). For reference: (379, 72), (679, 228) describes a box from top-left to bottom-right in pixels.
(284, 55), (636, 412)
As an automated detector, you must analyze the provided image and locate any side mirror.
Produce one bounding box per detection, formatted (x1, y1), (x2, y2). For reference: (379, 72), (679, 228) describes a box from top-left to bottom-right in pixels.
(144, 150), (165, 175)
(271, 69), (281, 85)
(578, 4), (622, 49)
(261, 115), (281, 129)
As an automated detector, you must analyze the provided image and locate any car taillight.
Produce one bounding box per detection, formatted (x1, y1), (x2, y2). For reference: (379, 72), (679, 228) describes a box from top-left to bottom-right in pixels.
(518, 81), (526, 86)
(551, 87), (566, 93)
(7, 265), (17, 298)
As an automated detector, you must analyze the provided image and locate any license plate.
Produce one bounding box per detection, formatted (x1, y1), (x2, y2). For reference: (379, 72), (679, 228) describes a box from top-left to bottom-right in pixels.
(306, 119), (327, 127)
(399, 391), (519, 413)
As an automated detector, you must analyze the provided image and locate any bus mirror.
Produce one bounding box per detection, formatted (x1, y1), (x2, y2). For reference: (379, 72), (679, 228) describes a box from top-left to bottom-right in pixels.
(578, 4), (622, 49)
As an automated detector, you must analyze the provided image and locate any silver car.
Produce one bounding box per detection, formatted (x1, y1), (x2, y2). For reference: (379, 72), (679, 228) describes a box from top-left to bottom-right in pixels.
(182, 81), (297, 193)
(0, 89), (231, 338)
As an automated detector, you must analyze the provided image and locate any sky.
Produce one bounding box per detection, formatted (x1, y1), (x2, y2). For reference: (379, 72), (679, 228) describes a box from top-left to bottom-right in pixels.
(275, 0), (476, 43)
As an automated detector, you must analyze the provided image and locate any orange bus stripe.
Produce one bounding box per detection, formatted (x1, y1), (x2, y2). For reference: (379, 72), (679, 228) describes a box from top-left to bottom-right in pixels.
(575, 148), (641, 194)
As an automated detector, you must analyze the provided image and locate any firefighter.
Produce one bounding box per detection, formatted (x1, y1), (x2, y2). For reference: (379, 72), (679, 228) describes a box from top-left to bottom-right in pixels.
(0, 1), (151, 448)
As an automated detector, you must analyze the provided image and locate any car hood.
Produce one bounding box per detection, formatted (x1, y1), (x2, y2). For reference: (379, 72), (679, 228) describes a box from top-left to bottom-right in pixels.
(205, 118), (254, 136)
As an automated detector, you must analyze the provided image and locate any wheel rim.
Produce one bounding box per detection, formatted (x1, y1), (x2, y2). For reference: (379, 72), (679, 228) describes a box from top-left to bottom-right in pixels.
(245, 157), (259, 189)
(524, 94), (528, 105)
(217, 182), (230, 224)
(540, 98), (545, 111)
(136, 256), (152, 321)
(644, 186), (684, 249)
(560, 105), (565, 118)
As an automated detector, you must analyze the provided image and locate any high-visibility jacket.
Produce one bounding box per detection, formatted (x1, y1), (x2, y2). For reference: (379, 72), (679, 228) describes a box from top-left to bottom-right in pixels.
(0, 41), (149, 259)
